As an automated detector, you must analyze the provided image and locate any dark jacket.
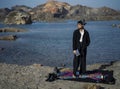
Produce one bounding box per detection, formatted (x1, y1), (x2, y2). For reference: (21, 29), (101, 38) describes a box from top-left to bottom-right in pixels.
(73, 29), (90, 50)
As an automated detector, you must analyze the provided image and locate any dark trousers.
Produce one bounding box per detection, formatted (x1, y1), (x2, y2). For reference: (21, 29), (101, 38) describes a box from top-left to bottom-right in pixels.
(73, 43), (87, 75)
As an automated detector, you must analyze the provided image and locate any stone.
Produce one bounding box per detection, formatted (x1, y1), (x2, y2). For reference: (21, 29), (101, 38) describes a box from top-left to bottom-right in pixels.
(32, 63), (43, 68)
(0, 35), (17, 40)
(84, 84), (102, 89)
(4, 11), (32, 25)
(0, 27), (26, 32)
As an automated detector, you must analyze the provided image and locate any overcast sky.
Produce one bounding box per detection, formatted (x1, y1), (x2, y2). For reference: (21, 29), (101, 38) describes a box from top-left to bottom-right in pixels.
(0, 0), (120, 10)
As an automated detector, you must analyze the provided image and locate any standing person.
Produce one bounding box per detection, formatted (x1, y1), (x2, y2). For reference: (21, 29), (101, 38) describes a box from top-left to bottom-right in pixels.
(72, 20), (90, 77)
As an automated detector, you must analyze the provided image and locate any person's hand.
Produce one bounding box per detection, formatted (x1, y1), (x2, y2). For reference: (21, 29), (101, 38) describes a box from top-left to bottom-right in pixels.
(73, 50), (76, 54)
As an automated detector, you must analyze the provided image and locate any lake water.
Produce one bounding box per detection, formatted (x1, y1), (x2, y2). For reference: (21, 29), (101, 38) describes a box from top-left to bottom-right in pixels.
(0, 21), (120, 67)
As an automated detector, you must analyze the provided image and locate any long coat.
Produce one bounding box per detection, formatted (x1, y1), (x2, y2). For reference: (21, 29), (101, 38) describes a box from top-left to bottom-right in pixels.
(72, 29), (90, 50)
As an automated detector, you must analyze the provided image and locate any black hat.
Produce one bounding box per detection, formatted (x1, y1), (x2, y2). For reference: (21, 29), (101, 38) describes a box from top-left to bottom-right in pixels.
(77, 20), (86, 25)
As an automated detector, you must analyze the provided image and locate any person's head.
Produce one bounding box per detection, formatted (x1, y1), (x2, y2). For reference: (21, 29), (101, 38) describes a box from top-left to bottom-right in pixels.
(77, 20), (84, 29)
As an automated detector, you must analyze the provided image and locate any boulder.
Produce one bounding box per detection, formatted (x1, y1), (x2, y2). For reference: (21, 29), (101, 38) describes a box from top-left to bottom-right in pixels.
(4, 11), (32, 25)
(84, 84), (102, 89)
(0, 35), (17, 40)
(0, 27), (26, 32)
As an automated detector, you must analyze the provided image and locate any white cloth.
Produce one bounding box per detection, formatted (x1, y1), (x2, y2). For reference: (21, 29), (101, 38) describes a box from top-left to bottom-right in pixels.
(79, 29), (84, 42)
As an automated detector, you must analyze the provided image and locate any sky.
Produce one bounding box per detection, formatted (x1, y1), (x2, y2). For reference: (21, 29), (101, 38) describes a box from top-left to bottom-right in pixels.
(0, 0), (120, 10)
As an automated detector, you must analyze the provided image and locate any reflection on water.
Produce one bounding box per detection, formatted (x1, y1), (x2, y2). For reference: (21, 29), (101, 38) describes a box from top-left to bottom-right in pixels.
(0, 21), (120, 67)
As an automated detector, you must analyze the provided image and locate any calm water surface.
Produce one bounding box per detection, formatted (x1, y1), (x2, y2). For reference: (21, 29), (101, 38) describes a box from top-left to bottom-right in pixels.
(0, 21), (120, 67)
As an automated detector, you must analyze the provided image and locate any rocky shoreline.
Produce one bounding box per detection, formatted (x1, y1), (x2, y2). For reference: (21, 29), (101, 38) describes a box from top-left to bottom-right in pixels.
(0, 61), (120, 89)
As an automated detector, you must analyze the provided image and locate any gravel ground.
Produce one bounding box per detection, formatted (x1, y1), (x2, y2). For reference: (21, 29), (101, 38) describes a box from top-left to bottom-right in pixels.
(0, 61), (120, 89)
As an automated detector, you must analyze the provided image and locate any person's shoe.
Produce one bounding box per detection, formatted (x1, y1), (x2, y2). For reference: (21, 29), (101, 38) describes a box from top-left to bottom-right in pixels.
(72, 74), (76, 78)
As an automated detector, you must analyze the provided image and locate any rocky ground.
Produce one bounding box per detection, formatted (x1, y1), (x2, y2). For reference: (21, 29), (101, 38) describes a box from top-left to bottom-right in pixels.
(0, 61), (120, 89)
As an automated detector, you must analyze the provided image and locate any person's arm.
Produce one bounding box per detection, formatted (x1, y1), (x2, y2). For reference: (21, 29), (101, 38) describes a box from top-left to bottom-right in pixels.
(73, 31), (77, 54)
(86, 31), (90, 46)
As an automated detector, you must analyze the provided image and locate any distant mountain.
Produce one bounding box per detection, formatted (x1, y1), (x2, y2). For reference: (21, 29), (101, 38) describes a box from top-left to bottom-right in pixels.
(30, 1), (71, 22)
(30, 1), (120, 22)
(0, 1), (120, 23)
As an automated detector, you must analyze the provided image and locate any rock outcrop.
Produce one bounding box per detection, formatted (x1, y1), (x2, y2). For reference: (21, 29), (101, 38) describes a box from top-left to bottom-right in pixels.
(0, 27), (26, 32)
(0, 35), (17, 40)
(4, 11), (32, 25)
(0, 27), (27, 41)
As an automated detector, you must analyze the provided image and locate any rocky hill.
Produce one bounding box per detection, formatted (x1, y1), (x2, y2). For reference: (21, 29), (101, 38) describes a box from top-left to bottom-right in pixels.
(30, 1), (71, 22)
(0, 0), (120, 23)
(30, 1), (120, 22)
